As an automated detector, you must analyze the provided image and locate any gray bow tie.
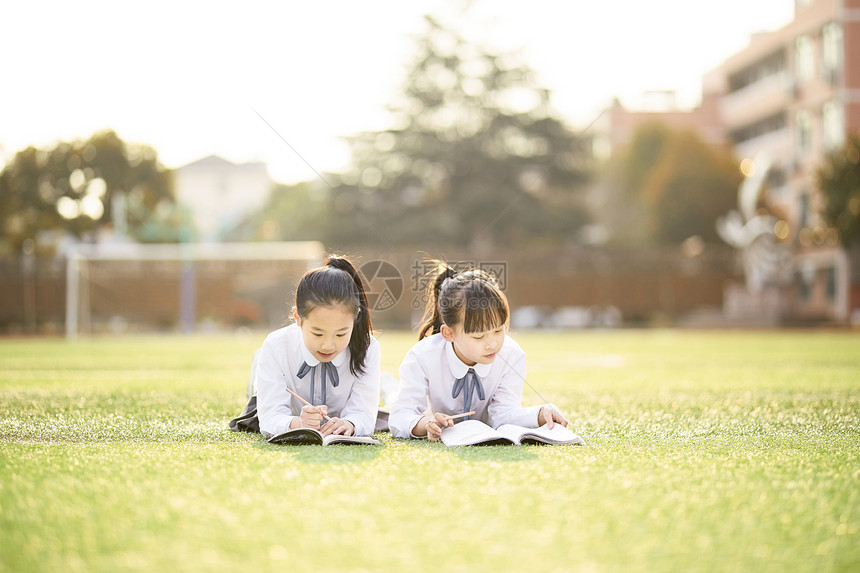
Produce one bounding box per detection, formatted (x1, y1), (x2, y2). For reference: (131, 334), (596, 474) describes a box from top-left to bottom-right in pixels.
(296, 361), (339, 405)
(452, 368), (485, 420)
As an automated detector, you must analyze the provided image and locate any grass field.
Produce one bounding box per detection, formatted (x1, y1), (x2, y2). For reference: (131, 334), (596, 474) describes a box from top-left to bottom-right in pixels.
(1, 329), (858, 573)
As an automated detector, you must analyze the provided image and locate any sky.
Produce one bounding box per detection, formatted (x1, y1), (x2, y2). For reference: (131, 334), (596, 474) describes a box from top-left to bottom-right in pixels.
(1, 0), (796, 184)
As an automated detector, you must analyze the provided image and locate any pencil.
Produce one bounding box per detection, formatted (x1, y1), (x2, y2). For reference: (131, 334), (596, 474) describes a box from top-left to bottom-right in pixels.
(427, 410), (476, 423)
(448, 411), (476, 420)
(285, 387), (333, 424)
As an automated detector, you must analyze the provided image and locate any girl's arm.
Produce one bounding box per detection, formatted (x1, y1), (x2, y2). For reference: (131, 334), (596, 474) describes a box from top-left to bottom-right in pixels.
(389, 350), (433, 439)
(255, 335), (300, 437)
(417, 412), (454, 441)
(333, 338), (382, 437)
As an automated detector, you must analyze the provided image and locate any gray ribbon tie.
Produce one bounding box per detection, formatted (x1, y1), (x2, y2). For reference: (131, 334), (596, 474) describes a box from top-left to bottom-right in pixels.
(296, 361), (340, 405)
(452, 368), (485, 419)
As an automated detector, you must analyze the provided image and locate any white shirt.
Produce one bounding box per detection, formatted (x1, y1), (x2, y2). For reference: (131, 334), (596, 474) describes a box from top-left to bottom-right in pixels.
(254, 324), (381, 438)
(389, 333), (542, 438)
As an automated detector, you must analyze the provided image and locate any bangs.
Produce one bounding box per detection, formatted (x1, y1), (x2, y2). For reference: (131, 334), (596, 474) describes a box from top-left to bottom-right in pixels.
(460, 281), (509, 334)
(296, 266), (360, 318)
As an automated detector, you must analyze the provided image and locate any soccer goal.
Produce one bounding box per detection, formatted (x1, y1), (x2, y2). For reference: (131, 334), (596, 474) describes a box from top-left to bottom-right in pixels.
(65, 242), (324, 339)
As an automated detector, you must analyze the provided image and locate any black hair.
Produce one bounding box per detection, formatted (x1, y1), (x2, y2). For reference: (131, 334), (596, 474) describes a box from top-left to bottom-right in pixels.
(417, 260), (509, 340)
(294, 255), (373, 376)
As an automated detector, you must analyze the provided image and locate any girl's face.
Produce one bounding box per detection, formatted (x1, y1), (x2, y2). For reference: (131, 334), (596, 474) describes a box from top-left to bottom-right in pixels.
(441, 323), (506, 367)
(293, 304), (355, 362)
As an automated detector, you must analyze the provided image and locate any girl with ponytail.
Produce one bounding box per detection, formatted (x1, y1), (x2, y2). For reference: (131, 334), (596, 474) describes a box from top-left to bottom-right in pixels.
(390, 260), (568, 441)
(229, 255), (380, 439)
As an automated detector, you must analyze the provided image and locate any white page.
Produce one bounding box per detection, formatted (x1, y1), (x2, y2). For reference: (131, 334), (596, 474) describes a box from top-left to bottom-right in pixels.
(496, 423), (585, 445)
(440, 419), (514, 446)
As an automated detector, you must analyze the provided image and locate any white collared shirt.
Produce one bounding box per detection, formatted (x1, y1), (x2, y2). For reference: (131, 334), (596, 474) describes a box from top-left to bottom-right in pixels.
(389, 333), (542, 438)
(254, 323), (381, 438)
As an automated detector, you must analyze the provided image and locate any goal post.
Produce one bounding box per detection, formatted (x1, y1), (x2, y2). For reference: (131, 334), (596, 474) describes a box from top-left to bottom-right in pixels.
(65, 242), (324, 339)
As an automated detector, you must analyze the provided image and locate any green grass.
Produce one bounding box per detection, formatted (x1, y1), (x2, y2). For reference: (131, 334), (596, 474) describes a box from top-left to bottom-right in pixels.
(1, 330), (858, 573)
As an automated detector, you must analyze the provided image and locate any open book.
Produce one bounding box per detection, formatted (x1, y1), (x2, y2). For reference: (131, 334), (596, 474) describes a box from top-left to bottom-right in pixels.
(440, 419), (585, 447)
(267, 428), (382, 446)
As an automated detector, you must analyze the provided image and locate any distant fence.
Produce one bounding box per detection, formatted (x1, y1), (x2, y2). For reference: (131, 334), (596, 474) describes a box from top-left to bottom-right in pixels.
(0, 257), (311, 336)
(344, 246), (738, 329)
(0, 245), (740, 335)
(0, 258), (67, 335)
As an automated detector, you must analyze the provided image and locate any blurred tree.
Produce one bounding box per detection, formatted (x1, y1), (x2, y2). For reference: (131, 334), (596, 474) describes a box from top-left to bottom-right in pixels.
(620, 123), (670, 196)
(817, 134), (860, 248)
(605, 122), (740, 246)
(645, 131), (741, 244)
(817, 134), (860, 295)
(0, 130), (177, 250)
(597, 122), (671, 245)
(325, 15), (591, 249)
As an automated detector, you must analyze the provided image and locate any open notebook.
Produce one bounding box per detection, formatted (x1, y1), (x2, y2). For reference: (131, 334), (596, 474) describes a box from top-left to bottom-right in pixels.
(440, 419), (585, 446)
(267, 428), (381, 446)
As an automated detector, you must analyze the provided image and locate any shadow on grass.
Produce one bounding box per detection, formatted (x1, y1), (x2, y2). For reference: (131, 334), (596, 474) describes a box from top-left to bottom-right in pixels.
(241, 432), (574, 463)
(250, 434), (385, 464)
(390, 435), (540, 461)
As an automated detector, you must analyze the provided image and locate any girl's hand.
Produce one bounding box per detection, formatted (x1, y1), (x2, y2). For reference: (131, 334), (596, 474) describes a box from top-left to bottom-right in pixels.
(538, 405), (568, 429)
(423, 413), (453, 442)
(298, 404), (328, 429)
(320, 417), (354, 436)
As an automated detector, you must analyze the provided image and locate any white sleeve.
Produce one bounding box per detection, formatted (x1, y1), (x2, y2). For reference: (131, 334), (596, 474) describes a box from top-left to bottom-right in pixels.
(338, 339), (381, 437)
(255, 337), (298, 438)
(389, 348), (430, 439)
(486, 349), (541, 429)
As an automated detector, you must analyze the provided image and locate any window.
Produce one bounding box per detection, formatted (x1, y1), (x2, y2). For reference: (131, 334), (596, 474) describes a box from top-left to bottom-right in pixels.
(727, 51), (786, 93)
(799, 192), (810, 229)
(795, 110), (812, 155)
(795, 35), (815, 83)
(826, 267), (837, 301)
(821, 23), (842, 73)
(822, 100), (845, 151)
(730, 113), (786, 145)
(797, 272), (811, 301)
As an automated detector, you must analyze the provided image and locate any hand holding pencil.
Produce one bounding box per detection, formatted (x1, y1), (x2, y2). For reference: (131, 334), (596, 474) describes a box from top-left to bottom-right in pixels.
(423, 396), (475, 442)
(286, 386), (332, 426)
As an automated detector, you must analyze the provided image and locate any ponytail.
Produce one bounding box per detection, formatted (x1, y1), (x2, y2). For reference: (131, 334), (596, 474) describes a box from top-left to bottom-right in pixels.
(295, 255), (373, 376)
(417, 260), (509, 340)
(326, 256), (373, 376)
(418, 261), (457, 340)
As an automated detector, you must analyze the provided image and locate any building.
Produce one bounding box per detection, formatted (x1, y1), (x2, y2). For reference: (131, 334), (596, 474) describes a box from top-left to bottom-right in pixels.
(594, 90), (727, 159)
(707, 0), (860, 322)
(173, 155), (271, 241)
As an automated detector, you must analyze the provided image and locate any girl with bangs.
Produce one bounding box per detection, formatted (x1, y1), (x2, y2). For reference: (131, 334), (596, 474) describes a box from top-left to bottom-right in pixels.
(389, 261), (568, 441)
(229, 255), (380, 439)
